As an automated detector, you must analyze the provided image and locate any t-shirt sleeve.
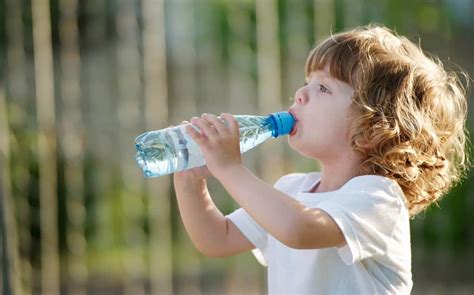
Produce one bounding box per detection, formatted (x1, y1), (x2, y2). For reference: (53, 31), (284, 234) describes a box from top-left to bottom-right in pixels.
(225, 174), (303, 266)
(227, 208), (268, 266)
(316, 184), (405, 265)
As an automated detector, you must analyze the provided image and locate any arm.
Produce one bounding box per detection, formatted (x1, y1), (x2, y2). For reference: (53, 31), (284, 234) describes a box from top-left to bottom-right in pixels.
(186, 113), (346, 250)
(218, 165), (346, 249)
(173, 168), (254, 257)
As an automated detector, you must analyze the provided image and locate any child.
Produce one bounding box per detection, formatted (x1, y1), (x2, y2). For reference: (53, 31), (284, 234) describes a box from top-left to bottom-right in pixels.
(173, 25), (469, 294)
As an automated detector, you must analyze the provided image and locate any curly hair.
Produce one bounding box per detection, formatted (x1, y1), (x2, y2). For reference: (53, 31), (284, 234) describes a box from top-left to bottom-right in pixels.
(305, 25), (470, 218)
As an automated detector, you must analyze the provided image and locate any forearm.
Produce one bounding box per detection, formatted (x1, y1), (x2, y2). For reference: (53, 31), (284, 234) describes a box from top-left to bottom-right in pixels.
(216, 165), (344, 249)
(183, 113), (343, 249)
(216, 165), (307, 247)
(174, 178), (227, 255)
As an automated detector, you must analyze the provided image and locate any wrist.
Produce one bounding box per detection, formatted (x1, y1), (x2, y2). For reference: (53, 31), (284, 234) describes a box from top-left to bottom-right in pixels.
(174, 175), (207, 193)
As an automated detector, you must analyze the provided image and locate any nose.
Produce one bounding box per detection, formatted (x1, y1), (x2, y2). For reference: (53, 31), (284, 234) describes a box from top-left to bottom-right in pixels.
(294, 88), (307, 105)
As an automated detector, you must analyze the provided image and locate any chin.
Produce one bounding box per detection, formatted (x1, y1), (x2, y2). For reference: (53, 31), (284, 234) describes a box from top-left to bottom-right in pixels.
(288, 139), (316, 158)
(299, 150), (320, 159)
(292, 139), (333, 161)
(287, 136), (298, 150)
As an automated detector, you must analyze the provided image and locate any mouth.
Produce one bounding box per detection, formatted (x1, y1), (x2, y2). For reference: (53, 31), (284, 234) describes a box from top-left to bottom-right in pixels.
(290, 121), (298, 136)
(288, 109), (298, 136)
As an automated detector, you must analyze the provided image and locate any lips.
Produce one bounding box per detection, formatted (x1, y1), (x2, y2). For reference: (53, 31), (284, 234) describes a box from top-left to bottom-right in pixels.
(290, 121), (298, 136)
(288, 109), (298, 136)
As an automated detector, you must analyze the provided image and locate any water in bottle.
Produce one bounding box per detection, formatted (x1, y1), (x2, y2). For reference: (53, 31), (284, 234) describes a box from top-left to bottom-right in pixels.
(134, 111), (295, 178)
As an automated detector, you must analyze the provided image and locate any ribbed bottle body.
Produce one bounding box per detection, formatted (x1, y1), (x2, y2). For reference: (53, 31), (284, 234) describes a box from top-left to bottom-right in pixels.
(134, 115), (273, 177)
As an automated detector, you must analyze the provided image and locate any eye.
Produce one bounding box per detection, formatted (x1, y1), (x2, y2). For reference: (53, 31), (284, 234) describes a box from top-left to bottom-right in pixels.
(302, 80), (308, 87)
(319, 84), (330, 94)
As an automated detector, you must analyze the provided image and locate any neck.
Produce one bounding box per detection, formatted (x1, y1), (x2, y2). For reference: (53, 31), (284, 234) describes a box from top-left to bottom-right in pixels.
(313, 151), (364, 193)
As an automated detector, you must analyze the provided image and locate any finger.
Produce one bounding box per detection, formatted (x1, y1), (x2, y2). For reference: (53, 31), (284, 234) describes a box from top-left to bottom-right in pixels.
(185, 120), (207, 144)
(200, 113), (220, 132)
(221, 113), (239, 135)
(196, 166), (211, 178)
(180, 120), (190, 125)
(201, 165), (211, 175)
(202, 113), (227, 135)
(192, 116), (218, 139)
(190, 167), (202, 178)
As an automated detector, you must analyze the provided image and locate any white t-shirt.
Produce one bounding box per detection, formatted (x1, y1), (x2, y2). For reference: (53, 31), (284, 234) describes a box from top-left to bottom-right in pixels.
(227, 172), (413, 294)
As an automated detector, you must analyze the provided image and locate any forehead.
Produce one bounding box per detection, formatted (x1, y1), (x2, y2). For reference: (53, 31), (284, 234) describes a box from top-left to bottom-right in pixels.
(305, 33), (361, 87)
(307, 65), (340, 84)
(305, 64), (331, 81)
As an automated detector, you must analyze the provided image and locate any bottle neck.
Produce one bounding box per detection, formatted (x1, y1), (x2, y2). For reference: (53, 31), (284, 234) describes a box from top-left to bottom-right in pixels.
(265, 111), (295, 138)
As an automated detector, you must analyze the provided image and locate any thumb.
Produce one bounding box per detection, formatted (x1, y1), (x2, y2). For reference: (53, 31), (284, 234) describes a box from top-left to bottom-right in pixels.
(199, 166), (212, 177)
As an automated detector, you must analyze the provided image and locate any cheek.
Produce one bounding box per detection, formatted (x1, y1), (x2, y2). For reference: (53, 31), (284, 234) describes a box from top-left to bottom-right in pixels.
(324, 105), (352, 134)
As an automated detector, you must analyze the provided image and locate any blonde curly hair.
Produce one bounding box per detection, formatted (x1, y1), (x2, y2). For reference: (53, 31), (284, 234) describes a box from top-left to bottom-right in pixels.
(305, 25), (470, 218)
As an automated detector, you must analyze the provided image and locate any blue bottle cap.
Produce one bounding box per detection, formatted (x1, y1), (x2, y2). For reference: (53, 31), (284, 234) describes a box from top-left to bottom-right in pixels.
(267, 111), (295, 138)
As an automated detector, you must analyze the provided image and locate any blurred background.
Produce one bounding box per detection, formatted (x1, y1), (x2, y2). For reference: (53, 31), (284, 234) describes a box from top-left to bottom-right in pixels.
(0, 0), (473, 294)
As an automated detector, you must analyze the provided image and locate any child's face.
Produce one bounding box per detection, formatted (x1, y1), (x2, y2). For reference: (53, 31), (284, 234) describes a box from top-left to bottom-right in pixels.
(288, 65), (355, 160)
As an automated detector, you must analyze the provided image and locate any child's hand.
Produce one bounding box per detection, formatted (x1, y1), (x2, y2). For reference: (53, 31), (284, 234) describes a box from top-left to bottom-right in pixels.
(185, 113), (243, 180)
(173, 120), (212, 184)
(174, 165), (211, 192)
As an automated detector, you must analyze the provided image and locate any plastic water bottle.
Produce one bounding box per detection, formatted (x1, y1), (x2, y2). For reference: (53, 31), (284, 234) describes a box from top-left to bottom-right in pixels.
(134, 111), (295, 178)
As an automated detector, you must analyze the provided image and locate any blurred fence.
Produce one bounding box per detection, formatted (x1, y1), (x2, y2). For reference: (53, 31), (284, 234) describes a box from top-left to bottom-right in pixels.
(1, 0), (473, 294)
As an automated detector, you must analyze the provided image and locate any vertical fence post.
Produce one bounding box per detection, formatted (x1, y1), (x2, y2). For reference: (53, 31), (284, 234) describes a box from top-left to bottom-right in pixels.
(284, 0), (312, 93)
(58, 0), (87, 293)
(82, 1), (118, 285)
(0, 82), (23, 295)
(342, 0), (363, 28)
(5, 0), (28, 104)
(116, 0), (146, 294)
(314, 0), (335, 41)
(0, 172), (7, 294)
(226, 2), (265, 293)
(31, 0), (60, 293)
(5, 0), (33, 292)
(166, 0), (200, 293)
(256, 0), (285, 184)
(142, 0), (174, 294)
(283, 0), (315, 173)
(228, 3), (258, 116)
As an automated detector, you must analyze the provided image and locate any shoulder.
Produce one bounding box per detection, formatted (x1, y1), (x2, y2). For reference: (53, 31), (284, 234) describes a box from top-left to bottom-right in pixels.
(342, 175), (408, 210)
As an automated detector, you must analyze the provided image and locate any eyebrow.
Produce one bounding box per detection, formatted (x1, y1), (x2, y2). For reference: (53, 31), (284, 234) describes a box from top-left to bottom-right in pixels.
(306, 71), (339, 89)
(319, 75), (338, 89)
